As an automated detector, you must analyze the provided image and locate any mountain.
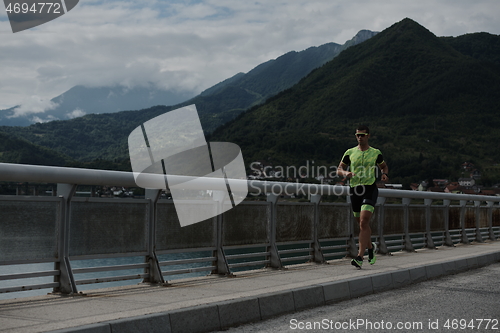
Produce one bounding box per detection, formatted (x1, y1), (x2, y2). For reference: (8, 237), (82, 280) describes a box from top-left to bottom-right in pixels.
(184, 30), (378, 132)
(0, 85), (196, 127)
(0, 29), (378, 165)
(209, 18), (500, 186)
(0, 30), (377, 130)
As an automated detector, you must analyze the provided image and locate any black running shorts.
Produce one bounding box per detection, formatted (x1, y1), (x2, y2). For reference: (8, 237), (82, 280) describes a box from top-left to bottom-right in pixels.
(350, 183), (379, 217)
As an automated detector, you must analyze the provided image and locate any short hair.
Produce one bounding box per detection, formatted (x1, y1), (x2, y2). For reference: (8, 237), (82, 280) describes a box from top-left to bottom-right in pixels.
(356, 125), (370, 134)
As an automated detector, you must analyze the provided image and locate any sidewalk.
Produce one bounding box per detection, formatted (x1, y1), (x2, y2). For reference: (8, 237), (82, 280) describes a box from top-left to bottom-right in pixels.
(1, 241), (499, 333)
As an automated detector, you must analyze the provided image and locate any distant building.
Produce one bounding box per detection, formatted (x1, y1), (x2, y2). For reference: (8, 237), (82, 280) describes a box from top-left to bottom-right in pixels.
(381, 183), (403, 190)
(458, 178), (475, 188)
(320, 177), (335, 184)
(433, 179), (448, 187)
(417, 180), (429, 191)
(463, 188), (481, 195)
(445, 182), (463, 194)
(462, 162), (475, 171)
(461, 161), (481, 180)
(470, 169), (481, 180)
(481, 190), (496, 196)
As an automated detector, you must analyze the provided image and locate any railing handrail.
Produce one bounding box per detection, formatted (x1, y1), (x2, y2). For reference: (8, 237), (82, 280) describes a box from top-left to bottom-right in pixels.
(0, 162), (137, 187)
(0, 162), (499, 204)
(378, 188), (500, 203)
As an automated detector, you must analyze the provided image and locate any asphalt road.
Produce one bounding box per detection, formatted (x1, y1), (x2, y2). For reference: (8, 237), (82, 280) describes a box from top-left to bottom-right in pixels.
(215, 263), (500, 333)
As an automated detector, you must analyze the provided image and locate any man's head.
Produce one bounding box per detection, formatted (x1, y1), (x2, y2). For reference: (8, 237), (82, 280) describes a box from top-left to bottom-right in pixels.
(355, 125), (370, 144)
(356, 125), (370, 134)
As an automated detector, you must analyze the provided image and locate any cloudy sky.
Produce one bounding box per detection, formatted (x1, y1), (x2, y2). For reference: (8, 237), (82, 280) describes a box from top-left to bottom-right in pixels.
(0, 0), (499, 114)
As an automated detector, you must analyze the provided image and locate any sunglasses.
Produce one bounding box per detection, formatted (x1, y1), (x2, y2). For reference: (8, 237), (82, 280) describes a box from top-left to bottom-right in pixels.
(355, 133), (369, 137)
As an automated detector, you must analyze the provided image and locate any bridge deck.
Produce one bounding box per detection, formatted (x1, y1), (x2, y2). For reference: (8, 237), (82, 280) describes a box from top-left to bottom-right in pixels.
(1, 241), (499, 333)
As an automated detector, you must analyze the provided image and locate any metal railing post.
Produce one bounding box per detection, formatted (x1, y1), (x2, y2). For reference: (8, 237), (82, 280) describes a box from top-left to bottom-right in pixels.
(424, 199), (436, 249)
(53, 183), (77, 295)
(266, 193), (282, 269)
(487, 202), (496, 241)
(214, 212), (231, 275)
(376, 197), (389, 254)
(474, 200), (484, 243)
(208, 191), (230, 275)
(402, 198), (414, 252)
(310, 194), (325, 263)
(460, 200), (469, 244)
(143, 189), (164, 284)
(443, 200), (454, 246)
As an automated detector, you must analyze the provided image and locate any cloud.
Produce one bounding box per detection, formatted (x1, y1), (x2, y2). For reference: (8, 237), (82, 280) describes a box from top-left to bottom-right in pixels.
(66, 108), (86, 119)
(8, 96), (59, 118)
(37, 65), (67, 82)
(0, 0), (499, 111)
(31, 115), (59, 123)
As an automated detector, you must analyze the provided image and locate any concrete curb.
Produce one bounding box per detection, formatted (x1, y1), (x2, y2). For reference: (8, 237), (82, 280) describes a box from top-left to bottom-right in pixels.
(48, 251), (500, 333)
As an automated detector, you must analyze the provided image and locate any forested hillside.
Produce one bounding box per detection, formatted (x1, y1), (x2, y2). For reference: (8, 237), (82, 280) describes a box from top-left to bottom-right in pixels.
(210, 18), (500, 186)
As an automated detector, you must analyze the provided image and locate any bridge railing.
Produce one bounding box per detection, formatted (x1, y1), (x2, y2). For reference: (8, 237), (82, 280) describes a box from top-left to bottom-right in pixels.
(0, 163), (499, 296)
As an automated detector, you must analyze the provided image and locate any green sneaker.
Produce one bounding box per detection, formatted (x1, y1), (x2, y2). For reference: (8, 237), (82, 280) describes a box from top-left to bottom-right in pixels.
(351, 256), (363, 269)
(368, 242), (377, 265)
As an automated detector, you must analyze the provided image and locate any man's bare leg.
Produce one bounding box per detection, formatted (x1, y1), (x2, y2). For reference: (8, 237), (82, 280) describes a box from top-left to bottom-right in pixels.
(357, 210), (373, 258)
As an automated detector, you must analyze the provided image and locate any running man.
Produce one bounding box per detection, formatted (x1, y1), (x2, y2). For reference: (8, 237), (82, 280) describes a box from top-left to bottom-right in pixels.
(337, 125), (388, 269)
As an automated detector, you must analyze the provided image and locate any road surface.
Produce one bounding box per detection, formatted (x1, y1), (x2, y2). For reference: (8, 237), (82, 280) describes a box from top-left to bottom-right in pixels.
(217, 263), (500, 333)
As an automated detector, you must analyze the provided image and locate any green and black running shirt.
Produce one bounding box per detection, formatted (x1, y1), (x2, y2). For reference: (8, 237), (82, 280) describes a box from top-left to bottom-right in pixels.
(341, 147), (384, 187)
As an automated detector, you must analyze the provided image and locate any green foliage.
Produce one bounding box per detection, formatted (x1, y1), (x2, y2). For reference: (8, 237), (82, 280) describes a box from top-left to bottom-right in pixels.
(0, 131), (70, 166)
(441, 32), (500, 66)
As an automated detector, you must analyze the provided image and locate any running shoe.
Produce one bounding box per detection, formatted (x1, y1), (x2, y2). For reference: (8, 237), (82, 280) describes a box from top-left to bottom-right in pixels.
(351, 256), (363, 269)
(368, 242), (377, 265)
